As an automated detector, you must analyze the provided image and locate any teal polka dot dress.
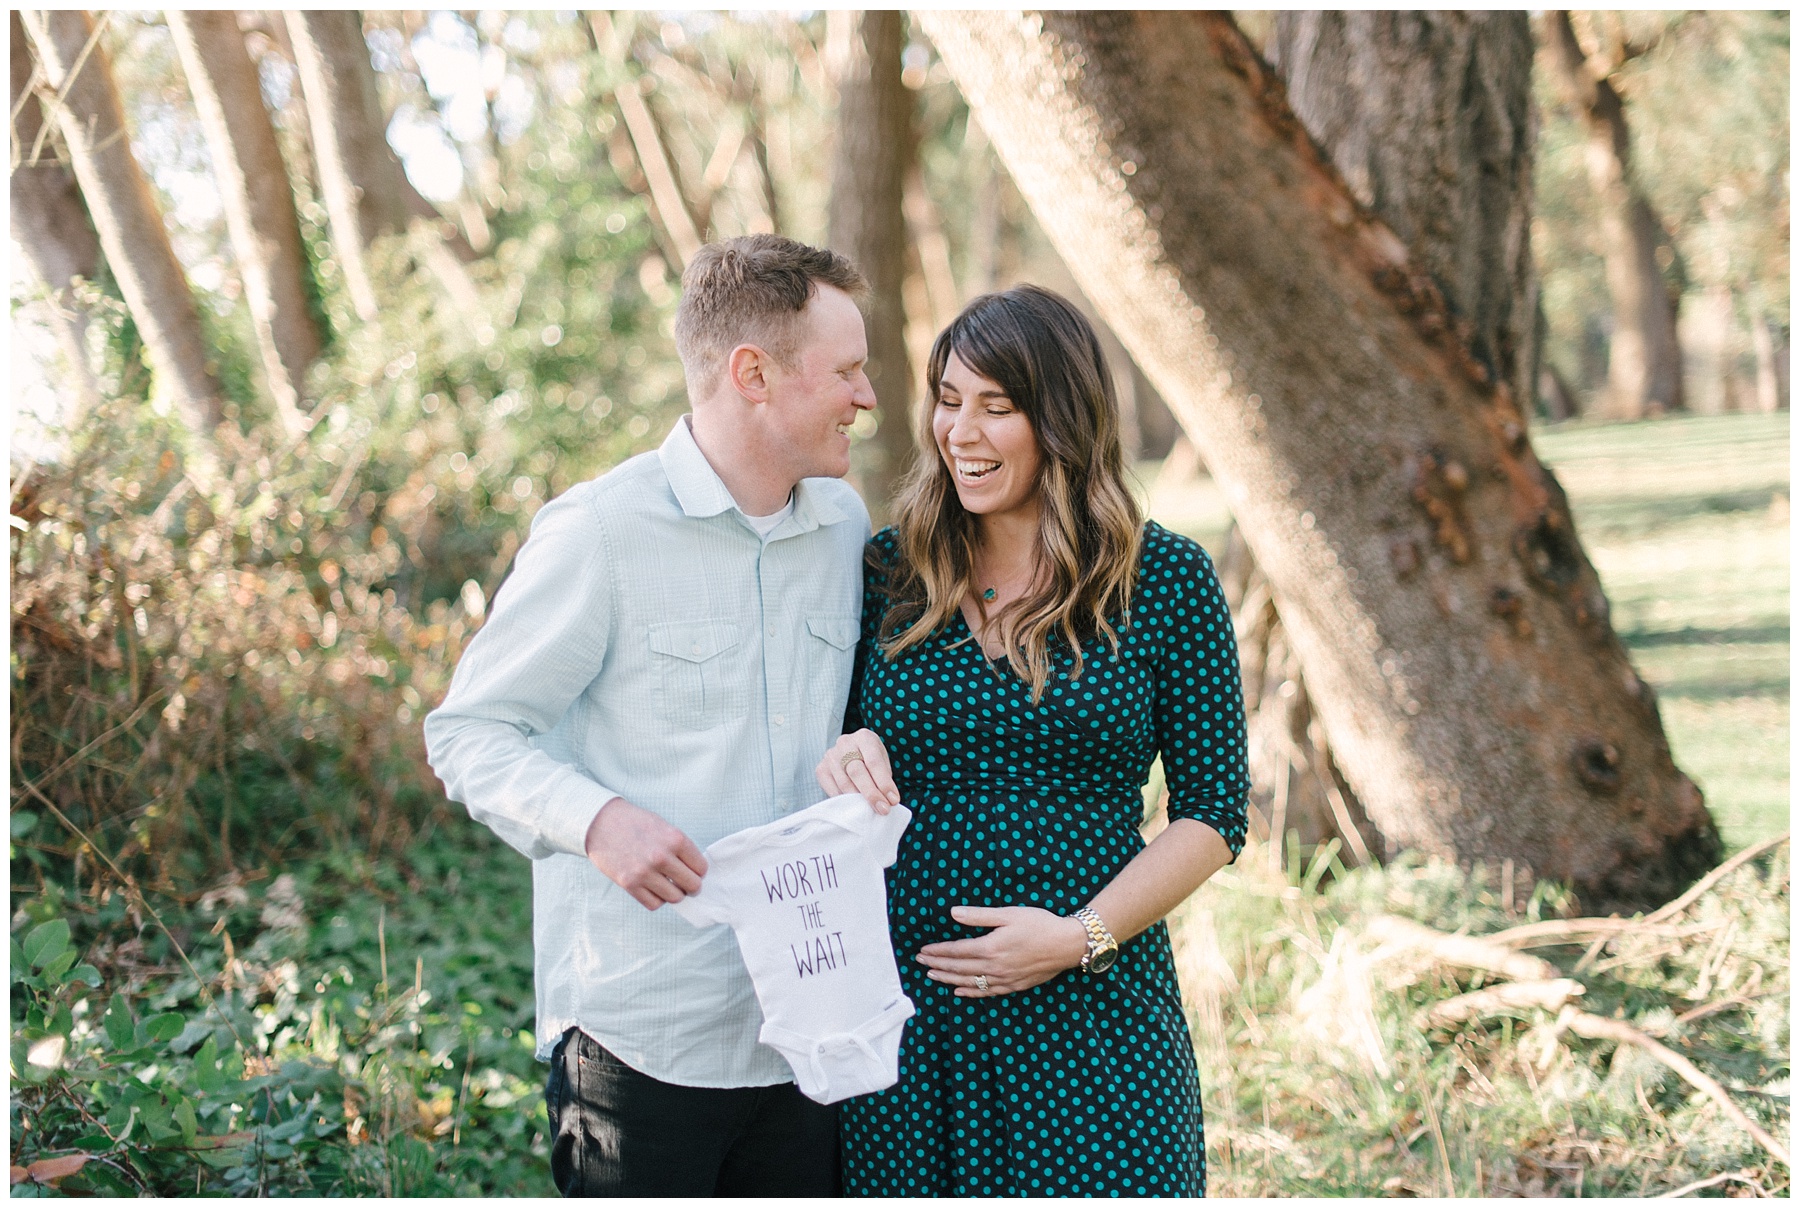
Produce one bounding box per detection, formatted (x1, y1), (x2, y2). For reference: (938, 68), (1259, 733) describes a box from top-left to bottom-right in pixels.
(840, 521), (1249, 1197)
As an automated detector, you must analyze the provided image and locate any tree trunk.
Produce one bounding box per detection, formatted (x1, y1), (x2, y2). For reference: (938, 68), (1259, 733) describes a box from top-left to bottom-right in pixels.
(827, 10), (915, 524)
(1271, 13), (1539, 410)
(1219, 12), (1542, 864)
(287, 10), (478, 324)
(10, 10), (102, 417)
(920, 11), (1718, 913)
(169, 9), (319, 438)
(21, 10), (225, 444)
(586, 11), (705, 270)
(1751, 313), (1788, 413)
(1542, 12), (1684, 420)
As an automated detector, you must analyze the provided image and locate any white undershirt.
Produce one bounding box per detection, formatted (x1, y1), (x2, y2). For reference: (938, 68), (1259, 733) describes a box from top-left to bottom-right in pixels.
(743, 495), (795, 540)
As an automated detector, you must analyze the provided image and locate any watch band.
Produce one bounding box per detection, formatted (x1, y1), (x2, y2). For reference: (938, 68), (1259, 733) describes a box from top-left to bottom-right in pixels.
(1073, 906), (1117, 973)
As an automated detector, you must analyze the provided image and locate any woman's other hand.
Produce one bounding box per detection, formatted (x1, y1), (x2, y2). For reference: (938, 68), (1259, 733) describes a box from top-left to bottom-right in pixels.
(815, 728), (903, 814)
(916, 906), (1090, 997)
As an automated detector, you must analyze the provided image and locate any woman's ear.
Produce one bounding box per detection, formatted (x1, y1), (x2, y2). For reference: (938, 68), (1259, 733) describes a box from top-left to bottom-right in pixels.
(726, 343), (773, 405)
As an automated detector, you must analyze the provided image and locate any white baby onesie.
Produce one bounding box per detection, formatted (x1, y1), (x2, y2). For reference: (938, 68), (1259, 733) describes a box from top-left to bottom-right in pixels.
(671, 793), (915, 1104)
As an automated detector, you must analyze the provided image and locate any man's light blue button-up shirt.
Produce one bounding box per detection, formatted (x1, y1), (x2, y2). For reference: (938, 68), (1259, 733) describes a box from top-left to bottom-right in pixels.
(424, 416), (869, 1085)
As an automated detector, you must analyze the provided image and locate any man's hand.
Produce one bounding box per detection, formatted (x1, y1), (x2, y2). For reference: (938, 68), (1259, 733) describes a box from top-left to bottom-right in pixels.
(584, 798), (708, 911)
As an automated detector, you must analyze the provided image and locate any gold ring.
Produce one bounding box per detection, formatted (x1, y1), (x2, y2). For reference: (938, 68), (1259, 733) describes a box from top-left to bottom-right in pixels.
(839, 750), (867, 770)
(974, 974), (989, 992)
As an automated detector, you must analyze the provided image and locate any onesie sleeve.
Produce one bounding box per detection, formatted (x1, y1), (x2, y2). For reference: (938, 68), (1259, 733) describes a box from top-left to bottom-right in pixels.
(669, 879), (730, 929)
(872, 804), (913, 868)
(1148, 527), (1250, 858)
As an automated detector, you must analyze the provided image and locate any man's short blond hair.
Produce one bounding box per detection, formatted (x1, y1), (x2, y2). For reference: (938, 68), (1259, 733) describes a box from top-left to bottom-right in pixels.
(674, 235), (867, 393)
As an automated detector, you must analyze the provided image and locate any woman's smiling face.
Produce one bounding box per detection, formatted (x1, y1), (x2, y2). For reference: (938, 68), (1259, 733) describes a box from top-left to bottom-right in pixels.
(932, 351), (1043, 521)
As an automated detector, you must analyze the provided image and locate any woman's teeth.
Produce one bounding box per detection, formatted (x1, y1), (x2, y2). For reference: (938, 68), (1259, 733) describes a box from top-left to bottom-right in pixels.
(956, 460), (1000, 480)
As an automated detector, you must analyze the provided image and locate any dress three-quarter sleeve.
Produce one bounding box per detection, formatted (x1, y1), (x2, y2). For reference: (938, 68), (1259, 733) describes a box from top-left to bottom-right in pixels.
(1148, 529), (1251, 857)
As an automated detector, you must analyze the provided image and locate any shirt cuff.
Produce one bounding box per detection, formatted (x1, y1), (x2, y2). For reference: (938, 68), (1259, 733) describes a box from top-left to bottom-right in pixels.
(542, 774), (623, 859)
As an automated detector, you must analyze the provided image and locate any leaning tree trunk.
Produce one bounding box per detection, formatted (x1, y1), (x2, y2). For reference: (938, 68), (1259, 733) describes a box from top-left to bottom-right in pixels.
(287, 10), (479, 326)
(10, 10), (102, 419)
(920, 11), (1718, 913)
(1218, 12), (1541, 865)
(21, 10), (225, 447)
(286, 9), (411, 320)
(827, 10), (915, 523)
(1542, 12), (1684, 420)
(169, 9), (320, 438)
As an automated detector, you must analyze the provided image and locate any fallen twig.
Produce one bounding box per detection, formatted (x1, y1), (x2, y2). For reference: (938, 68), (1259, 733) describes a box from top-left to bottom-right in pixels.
(1645, 833), (1790, 925)
(1423, 978), (1586, 1027)
(1560, 1008), (1790, 1166)
(1657, 1169), (1767, 1198)
(1486, 917), (1711, 948)
(1368, 915), (1558, 981)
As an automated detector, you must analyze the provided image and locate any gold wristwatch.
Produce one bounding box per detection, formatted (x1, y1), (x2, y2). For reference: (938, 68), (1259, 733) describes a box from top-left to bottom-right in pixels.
(1073, 906), (1119, 974)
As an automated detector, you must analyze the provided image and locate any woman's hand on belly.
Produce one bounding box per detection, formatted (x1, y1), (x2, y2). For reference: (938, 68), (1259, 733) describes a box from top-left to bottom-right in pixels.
(915, 905), (1090, 998)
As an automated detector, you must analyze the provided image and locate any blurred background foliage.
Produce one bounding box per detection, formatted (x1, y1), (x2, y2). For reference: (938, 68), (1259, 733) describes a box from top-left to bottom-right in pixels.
(9, 9), (1788, 1195)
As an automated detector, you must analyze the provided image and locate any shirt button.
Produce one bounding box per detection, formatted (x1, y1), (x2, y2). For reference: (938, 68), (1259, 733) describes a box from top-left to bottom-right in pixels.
(690, 642), (702, 655)
(768, 625), (777, 637)
(772, 713), (785, 727)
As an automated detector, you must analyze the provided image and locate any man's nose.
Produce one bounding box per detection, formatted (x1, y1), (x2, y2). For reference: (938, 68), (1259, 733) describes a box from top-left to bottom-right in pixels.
(853, 372), (877, 410)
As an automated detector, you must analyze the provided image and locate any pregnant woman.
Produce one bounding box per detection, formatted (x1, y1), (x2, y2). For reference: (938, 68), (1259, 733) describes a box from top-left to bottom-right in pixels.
(817, 285), (1249, 1196)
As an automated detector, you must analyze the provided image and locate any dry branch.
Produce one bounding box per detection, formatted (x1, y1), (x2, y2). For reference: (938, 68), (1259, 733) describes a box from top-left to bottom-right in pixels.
(1423, 977), (1586, 1027)
(1367, 915), (1558, 981)
(1644, 832), (1790, 925)
(1561, 1008), (1790, 1167)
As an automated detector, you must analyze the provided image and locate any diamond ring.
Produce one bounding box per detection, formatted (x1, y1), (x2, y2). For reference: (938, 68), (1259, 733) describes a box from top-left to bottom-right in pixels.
(974, 974), (989, 992)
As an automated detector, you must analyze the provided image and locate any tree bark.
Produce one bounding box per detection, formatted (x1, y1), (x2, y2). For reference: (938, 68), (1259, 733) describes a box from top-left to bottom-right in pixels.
(1222, 12), (1542, 864)
(1542, 12), (1684, 420)
(586, 11), (705, 271)
(287, 10), (478, 324)
(21, 10), (225, 443)
(10, 10), (102, 416)
(1270, 13), (1539, 410)
(920, 11), (1718, 912)
(169, 9), (319, 438)
(827, 10), (915, 524)
(285, 10), (394, 319)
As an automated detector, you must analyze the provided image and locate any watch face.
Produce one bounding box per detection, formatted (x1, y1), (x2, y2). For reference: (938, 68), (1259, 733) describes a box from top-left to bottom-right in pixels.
(1088, 944), (1118, 974)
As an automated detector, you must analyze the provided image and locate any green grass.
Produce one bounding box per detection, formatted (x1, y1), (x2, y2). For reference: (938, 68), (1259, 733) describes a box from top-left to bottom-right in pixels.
(1141, 410), (1791, 851)
(1534, 413), (1789, 851)
(1139, 412), (1790, 1197)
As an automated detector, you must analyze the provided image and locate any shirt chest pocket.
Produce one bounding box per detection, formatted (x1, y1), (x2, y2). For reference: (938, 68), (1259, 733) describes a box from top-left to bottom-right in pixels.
(804, 615), (858, 718)
(648, 619), (745, 731)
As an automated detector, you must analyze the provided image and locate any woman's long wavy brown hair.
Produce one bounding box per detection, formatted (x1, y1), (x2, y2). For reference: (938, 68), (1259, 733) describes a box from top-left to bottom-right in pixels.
(877, 284), (1143, 700)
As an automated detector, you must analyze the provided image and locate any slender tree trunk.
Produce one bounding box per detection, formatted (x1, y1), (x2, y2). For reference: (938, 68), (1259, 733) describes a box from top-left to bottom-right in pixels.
(827, 10), (915, 524)
(921, 11), (1718, 912)
(169, 9), (318, 437)
(22, 10), (225, 443)
(10, 10), (102, 416)
(1218, 12), (1541, 863)
(1750, 313), (1787, 413)
(1542, 12), (1684, 420)
(287, 10), (478, 324)
(286, 10), (394, 319)
(586, 11), (705, 270)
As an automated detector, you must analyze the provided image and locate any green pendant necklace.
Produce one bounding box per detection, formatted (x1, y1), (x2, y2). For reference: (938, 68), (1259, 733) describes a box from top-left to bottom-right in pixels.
(982, 587), (998, 602)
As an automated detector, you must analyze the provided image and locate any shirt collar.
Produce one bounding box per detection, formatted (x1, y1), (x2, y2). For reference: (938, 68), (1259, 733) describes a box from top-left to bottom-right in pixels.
(659, 415), (851, 535)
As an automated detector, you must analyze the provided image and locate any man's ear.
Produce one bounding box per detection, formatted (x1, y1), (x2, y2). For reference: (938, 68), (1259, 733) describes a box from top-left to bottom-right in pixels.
(726, 343), (773, 405)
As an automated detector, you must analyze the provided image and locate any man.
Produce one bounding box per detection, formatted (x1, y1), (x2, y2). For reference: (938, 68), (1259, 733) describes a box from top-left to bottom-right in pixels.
(424, 235), (876, 1196)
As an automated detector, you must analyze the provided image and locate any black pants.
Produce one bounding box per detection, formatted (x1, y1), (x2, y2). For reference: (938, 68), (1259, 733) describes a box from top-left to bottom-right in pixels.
(545, 1028), (841, 1197)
